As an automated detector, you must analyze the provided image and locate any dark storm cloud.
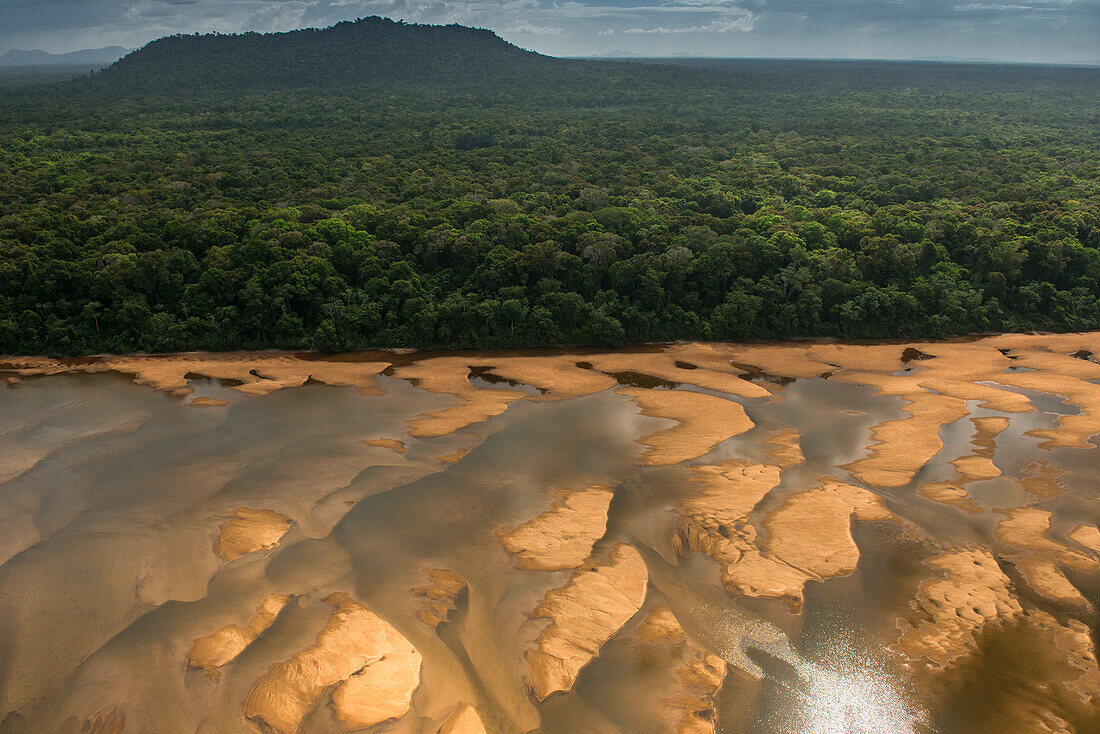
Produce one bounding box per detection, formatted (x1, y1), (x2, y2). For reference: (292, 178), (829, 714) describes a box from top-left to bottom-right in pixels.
(0, 0), (1096, 63)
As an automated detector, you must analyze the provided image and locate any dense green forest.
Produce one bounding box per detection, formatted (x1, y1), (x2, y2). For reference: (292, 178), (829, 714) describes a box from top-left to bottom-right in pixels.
(1, 17), (1098, 355)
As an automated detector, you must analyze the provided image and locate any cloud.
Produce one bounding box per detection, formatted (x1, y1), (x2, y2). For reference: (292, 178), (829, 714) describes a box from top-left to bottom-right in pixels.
(620, 11), (756, 32)
(0, 0), (1095, 63)
(501, 21), (565, 34)
(954, 2), (1060, 9)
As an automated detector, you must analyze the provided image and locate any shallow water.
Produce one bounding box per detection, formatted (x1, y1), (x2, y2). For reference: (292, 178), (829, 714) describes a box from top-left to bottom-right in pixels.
(1, 341), (1099, 734)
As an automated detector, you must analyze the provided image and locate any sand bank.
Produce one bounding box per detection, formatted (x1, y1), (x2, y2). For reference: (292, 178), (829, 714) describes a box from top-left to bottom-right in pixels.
(214, 508), (293, 562)
(437, 703), (487, 734)
(631, 605), (727, 734)
(761, 428), (804, 468)
(0, 352), (390, 397)
(525, 544), (648, 700)
(498, 485), (615, 571)
(243, 592), (421, 733)
(894, 550), (1022, 669)
(679, 463), (894, 605)
(413, 568), (468, 628)
(4, 332), (1100, 732)
(362, 437), (407, 453)
(995, 507), (1097, 608)
(186, 593), (291, 678)
(618, 388), (754, 465)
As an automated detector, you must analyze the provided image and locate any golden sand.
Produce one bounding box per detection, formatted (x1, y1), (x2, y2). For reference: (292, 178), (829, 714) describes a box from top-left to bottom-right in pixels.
(498, 485), (615, 571)
(7, 336), (1100, 465)
(391, 356), (526, 437)
(723, 480), (894, 605)
(0, 352), (389, 398)
(677, 461), (785, 596)
(761, 428), (804, 468)
(713, 337), (1100, 489)
(186, 593), (291, 678)
(632, 605), (727, 734)
(1005, 371), (1100, 448)
(917, 481), (982, 514)
(842, 385), (970, 488)
(580, 349), (771, 399)
(436, 448), (470, 464)
(413, 568), (468, 628)
(243, 592), (420, 733)
(1019, 460), (1066, 498)
(972, 415), (1010, 450)
(330, 640), (422, 730)
(995, 507), (1077, 554)
(84, 707), (126, 734)
(470, 355), (617, 400)
(362, 437), (407, 453)
(437, 703), (487, 734)
(723, 343), (847, 378)
(894, 550), (1022, 669)
(618, 388), (754, 465)
(525, 544), (648, 700)
(1030, 609), (1100, 704)
(758, 480), (893, 578)
(214, 508), (292, 562)
(950, 455), (1001, 481)
(994, 507), (1097, 608)
(6, 333), (1100, 730)
(1068, 525), (1100, 554)
(459, 345), (773, 404)
(832, 343), (1033, 486)
(189, 396), (231, 408)
(916, 416), (1008, 511)
(995, 333), (1100, 448)
(678, 464), (893, 605)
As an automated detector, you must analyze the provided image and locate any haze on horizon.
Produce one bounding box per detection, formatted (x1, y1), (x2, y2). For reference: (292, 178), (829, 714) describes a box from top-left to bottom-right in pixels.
(0, 0), (1096, 66)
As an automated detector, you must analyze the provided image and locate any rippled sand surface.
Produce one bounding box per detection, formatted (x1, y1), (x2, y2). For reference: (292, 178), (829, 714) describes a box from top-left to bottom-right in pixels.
(2, 334), (1100, 733)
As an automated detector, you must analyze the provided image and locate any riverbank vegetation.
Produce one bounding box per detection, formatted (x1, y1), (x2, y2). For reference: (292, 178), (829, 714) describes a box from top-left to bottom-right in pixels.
(1, 19), (1098, 354)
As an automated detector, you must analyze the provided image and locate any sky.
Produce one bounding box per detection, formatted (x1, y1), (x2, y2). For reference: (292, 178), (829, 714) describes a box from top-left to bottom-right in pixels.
(0, 0), (1097, 64)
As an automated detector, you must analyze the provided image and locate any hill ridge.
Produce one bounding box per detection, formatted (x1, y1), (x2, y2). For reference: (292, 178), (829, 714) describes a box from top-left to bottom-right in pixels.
(95, 16), (554, 91)
(0, 46), (130, 67)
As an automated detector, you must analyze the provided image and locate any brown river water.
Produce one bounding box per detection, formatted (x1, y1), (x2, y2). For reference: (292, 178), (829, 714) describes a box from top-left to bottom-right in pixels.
(1, 334), (1099, 734)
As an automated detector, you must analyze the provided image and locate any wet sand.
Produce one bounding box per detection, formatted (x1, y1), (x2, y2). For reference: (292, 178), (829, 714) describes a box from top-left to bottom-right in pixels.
(1, 333), (1100, 733)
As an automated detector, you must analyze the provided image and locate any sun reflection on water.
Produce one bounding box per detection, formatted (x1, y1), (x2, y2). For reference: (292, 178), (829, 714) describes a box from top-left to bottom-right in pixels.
(693, 600), (928, 734)
(784, 656), (925, 734)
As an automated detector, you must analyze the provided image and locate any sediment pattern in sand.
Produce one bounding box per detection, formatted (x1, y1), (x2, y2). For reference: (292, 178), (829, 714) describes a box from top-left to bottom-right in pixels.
(3, 332), (1100, 732)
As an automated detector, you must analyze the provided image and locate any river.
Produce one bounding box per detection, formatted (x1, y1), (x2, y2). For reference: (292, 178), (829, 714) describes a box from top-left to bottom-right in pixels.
(1, 335), (1098, 733)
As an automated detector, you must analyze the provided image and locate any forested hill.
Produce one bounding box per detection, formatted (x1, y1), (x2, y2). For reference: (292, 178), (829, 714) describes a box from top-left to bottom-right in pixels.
(0, 21), (1098, 356)
(91, 17), (555, 92)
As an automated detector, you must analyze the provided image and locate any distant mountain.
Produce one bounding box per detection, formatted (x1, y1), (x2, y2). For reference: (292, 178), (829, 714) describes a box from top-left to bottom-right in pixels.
(94, 17), (562, 92)
(588, 50), (640, 58)
(0, 46), (129, 67)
